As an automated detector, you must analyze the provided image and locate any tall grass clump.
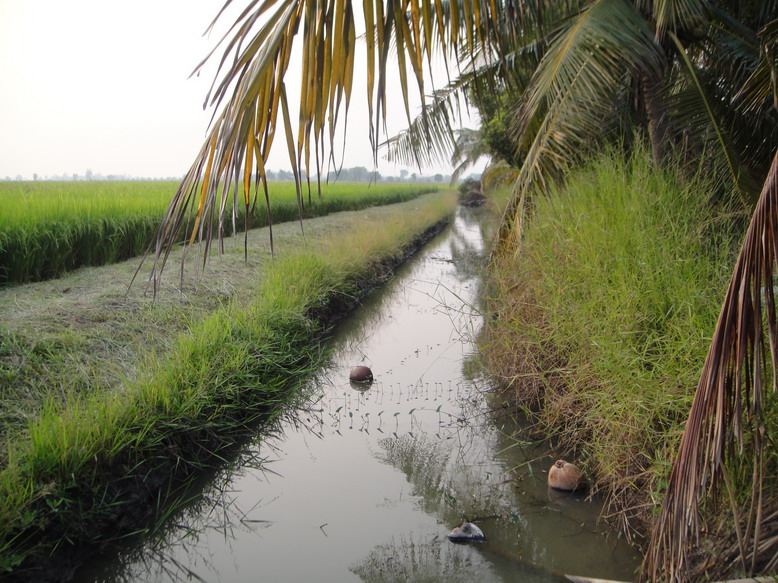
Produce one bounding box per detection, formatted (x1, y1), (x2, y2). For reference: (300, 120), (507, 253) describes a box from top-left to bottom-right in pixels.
(481, 149), (746, 539)
(0, 192), (454, 577)
(0, 181), (441, 285)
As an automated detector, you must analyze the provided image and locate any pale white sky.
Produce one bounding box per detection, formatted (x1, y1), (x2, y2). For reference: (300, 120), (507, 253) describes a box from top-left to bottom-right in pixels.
(0, 0), (481, 180)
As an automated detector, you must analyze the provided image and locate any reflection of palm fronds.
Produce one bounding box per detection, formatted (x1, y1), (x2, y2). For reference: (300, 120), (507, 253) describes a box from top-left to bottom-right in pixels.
(644, 151), (778, 582)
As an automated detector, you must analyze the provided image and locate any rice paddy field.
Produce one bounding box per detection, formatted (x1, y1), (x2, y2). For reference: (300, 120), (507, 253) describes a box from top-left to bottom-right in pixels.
(0, 191), (456, 577)
(0, 180), (442, 285)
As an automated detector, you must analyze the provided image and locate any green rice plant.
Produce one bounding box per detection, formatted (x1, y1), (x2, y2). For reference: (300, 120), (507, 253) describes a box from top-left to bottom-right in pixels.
(0, 181), (443, 285)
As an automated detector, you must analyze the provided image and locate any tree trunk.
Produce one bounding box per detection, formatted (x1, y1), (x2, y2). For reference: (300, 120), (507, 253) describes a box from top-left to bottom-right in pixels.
(641, 68), (671, 166)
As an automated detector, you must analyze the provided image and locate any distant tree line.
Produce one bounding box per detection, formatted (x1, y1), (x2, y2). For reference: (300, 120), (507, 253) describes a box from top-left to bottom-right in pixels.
(4, 166), (455, 183)
(2, 170), (180, 182)
(269, 166), (452, 183)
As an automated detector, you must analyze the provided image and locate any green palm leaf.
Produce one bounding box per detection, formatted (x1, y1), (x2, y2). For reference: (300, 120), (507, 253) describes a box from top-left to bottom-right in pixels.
(737, 18), (778, 114)
(383, 15), (551, 171)
(646, 0), (706, 40)
(498, 0), (661, 243)
(382, 82), (462, 168)
(670, 31), (761, 206)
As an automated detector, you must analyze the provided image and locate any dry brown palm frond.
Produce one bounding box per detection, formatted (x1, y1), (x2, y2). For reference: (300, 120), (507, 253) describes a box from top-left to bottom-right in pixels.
(643, 150), (778, 582)
(142, 0), (519, 290)
(697, 505), (778, 578)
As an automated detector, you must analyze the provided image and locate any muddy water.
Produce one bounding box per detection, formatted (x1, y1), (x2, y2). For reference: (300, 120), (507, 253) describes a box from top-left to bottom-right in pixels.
(77, 208), (642, 583)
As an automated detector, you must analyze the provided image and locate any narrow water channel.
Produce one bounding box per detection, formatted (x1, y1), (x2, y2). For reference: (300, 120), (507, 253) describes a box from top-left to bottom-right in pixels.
(77, 208), (642, 583)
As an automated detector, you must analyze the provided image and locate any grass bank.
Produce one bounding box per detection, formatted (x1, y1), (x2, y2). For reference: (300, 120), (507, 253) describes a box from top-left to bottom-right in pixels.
(480, 151), (755, 543)
(0, 181), (442, 285)
(0, 192), (455, 579)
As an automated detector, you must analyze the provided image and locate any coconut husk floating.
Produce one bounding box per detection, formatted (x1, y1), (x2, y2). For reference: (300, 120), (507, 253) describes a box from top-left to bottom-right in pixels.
(547, 460), (587, 492)
(447, 522), (486, 542)
(348, 365), (373, 384)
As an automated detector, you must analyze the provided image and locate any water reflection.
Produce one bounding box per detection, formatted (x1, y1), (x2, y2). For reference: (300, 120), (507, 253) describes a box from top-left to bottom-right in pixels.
(350, 532), (562, 583)
(75, 208), (640, 583)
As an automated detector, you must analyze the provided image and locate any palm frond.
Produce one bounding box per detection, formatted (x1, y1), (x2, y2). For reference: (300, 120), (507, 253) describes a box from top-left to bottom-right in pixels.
(702, 9), (778, 185)
(737, 18), (778, 115)
(480, 160), (519, 191)
(669, 32), (762, 205)
(645, 0), (706, 40)
(705, 5), (761, 91)
(498, 0), (661, 244)
(450, 128), (491, 182)
(145, 0), (484, 286)
(643, 149), (778, 582)
(382, 78), (469, 168)
(381, 26), (546, 171)
(517, 0), (661, 174)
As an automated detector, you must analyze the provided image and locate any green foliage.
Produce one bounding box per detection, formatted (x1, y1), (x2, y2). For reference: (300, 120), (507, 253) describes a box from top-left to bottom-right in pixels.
(0, 181), (441, 285)
(483, 149), (745, 528)
(467, 86), (523, 167)
(457, 177), (480, 198)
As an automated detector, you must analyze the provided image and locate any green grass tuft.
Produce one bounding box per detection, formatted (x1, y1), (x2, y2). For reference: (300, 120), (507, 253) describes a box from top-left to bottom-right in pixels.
(481, 149), (746, 538)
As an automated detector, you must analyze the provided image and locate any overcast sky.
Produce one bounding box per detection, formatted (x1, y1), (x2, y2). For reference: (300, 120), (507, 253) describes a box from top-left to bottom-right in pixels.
(0, 0), (479, 180)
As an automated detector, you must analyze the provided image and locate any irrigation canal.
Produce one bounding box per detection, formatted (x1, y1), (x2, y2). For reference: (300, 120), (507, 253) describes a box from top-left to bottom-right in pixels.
(75, 207), (642, 582)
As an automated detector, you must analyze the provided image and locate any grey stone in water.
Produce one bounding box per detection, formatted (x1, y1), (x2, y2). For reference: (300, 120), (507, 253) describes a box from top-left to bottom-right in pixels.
(349, 365), (373, 383)
(447, 522), (485, 542)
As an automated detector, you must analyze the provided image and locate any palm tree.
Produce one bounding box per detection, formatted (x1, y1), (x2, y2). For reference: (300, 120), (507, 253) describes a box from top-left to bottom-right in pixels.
(149, 1), (778, 580)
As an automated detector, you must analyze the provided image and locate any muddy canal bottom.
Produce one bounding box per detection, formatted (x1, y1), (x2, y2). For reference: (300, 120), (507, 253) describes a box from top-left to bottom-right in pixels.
(78, 209), (641, 582)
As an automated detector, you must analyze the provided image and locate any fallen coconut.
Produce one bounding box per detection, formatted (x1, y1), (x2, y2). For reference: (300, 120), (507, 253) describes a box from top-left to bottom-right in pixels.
(348, 365), (373, 383)
(447, 522), (485, 542)
(547, 459), (586, 491)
